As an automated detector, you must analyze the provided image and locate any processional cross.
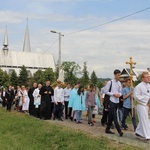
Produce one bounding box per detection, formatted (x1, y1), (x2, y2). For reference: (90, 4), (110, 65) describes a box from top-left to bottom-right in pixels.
(126, 57), (136, 117)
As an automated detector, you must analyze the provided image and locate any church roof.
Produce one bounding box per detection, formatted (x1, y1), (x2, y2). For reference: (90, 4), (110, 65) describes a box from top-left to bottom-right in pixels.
(0, 50), (55, 70)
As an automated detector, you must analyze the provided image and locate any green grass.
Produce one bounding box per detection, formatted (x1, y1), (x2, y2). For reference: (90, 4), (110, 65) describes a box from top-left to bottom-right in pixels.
(0, 108), (139, 150)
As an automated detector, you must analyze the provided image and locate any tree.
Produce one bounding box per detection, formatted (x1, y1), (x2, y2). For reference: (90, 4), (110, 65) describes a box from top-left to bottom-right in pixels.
(80, 62), (90, 87)
(18, 65), (28, 86)
(32, 69), (44, 84)
(96, 81), (104, 89)
(134, 76), (141, 87)
(2, 71), (11, 88)
(0, 69), (10, 88)
(61, 61), (81, 85)
(0, 68), (4, 86)
(10, 70), (18, 88)
(43, 68), (55, 83)
(90, 71), (98, 86)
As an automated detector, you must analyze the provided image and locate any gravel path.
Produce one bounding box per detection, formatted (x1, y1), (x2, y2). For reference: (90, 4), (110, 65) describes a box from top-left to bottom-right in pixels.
(47, 116), (150, 149)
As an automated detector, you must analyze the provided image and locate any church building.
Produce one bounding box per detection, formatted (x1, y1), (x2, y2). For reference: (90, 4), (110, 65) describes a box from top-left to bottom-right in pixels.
(0, 20), (55, 77)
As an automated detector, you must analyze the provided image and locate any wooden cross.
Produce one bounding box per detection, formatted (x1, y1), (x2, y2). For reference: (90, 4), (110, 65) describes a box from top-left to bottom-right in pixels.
(126, 57), (136, 117)
(126, 57), (136, 88)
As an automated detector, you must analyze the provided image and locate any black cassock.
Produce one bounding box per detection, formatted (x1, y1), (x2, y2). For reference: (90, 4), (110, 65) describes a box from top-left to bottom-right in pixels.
(39, 85), (54, 119)
(28, 87), (36, 116)
(5, 89), (15, 111)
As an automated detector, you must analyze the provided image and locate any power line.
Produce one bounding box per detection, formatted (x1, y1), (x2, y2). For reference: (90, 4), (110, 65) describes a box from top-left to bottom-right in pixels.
(65, 6), (150, 35)
(42, 38), (59, 54)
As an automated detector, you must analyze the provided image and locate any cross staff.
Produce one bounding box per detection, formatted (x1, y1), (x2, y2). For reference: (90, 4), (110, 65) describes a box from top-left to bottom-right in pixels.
(126, 57), (136, 117)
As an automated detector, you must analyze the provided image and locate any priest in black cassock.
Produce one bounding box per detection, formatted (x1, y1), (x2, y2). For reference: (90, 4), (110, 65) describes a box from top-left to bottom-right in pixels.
(5, 86), (15, 111)
(28, 83), (37, 116)
(39, 81), (54, 120)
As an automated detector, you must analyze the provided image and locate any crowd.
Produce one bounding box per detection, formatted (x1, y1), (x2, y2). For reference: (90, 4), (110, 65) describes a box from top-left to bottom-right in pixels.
(0, 69), (150, 142)
(0, 80), (101, 126)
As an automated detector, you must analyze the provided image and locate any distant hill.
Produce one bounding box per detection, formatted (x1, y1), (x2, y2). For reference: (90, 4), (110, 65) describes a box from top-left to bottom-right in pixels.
(98, 78), (111, 82)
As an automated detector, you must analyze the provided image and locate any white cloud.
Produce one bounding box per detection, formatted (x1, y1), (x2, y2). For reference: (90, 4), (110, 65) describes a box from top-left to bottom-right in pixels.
(0, 8), (149, 78)
(0, 11), (23, 23)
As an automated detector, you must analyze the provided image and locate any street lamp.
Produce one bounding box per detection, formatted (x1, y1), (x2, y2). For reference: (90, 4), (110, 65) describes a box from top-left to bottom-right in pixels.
(50, 30), (64, 73)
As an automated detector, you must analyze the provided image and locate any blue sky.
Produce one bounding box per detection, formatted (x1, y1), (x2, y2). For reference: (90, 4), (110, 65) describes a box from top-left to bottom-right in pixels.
(0, 0), (150, 78)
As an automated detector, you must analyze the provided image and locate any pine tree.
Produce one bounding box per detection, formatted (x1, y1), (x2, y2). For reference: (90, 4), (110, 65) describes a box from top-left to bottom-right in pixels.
(33, 69), (44, 84)
(18, 65), (28, 86)
(2, 71), (11, 88)
(90, 70), (98, 86)
(80, 62), (89, 87)
(10, 70), (18, 88)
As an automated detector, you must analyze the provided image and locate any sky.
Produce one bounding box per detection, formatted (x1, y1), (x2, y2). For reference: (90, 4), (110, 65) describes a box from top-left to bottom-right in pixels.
(0, 0), (150, 78)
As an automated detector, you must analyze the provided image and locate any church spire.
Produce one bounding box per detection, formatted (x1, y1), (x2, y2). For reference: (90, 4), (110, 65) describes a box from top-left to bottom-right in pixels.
(3, 26), (9, 52)
(23, 18), (31, 52)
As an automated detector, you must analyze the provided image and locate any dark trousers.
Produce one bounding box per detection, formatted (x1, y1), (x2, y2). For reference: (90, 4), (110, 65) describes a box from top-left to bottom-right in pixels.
(7, 100), (12, 111)
(68, 107), (72, 118)
(54, 102), (62, 119)
(106, 101), (122, 133)
(122, 107), (137, 130)
(50, 102), (54, 118)
(34, 105), (41, 118)
(45, 102), (51, 119)
(101, 109), (108, 125)
(29, 99), (35, 116)
(64, 101), (69, 118)
(2, 98), (6, 107)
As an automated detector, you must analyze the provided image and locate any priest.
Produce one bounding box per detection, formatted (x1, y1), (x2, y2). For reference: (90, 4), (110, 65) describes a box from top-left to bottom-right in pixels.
(39, 81), (54, 120)
(134, 72), (150, 141)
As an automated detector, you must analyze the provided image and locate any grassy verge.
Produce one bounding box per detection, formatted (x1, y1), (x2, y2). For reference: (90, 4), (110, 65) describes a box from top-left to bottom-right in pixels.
(0, 108), (140, 150)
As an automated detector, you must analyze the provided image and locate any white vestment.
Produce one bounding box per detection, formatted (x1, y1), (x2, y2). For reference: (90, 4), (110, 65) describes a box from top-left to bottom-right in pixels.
(134, 82), (150, 139)
(33, 88), (41, 108)
(21, 90), (30, 111)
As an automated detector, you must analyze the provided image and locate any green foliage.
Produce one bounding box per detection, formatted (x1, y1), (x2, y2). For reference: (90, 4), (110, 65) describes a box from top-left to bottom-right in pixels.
(90, 70), (98, 86)
(18, 65), (28, 86)
(0, 68), (10, 88)
(80, 62), (90, 87)
(43, 68), (55, 83)
(0, 62), (110, 89)
(2, 71), (10, 88)
(96, 81), (104, 89)
(33, 69), (44, 84)
(61, 61), (81, 85)
(134, 76), (141, 87)
(10, 70), (18, 88)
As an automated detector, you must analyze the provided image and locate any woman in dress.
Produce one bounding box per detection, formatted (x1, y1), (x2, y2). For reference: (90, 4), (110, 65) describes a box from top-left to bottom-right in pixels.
(72, 85), (86, 124)
(20, 86), (30, 113)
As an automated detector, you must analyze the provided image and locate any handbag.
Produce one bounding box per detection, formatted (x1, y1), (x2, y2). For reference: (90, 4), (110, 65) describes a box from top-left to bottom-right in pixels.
(92, 105), (98, 115)
(103, 81), (112, 110)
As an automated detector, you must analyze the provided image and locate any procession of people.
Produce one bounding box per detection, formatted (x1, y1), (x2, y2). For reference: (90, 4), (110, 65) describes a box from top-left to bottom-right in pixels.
(0, 70), (150, 143)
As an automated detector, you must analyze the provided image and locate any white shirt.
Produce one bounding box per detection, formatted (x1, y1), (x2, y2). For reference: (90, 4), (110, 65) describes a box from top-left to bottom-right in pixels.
(101, 87), (105, 98)
(64, 87), (71, 101)
(104, 79), (122, 103)
(3, 91), (5, 97)
(54, 86), (64, 103)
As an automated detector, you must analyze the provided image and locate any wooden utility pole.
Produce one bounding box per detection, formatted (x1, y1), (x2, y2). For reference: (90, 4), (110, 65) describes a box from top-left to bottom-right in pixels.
(126, 57), (136, 117)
